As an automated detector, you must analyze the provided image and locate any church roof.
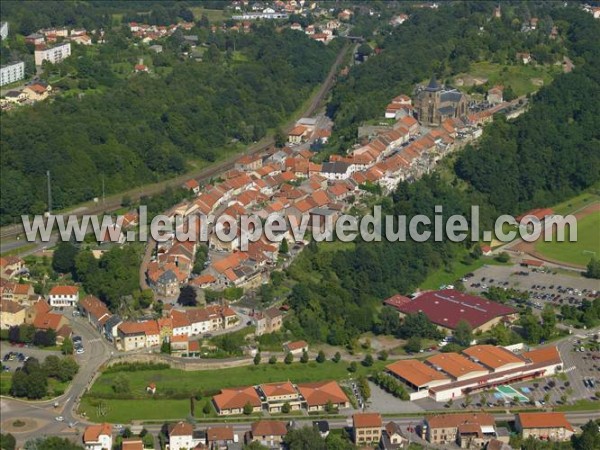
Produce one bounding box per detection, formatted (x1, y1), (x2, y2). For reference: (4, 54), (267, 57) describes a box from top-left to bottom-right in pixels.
(425, 75), (441, 91)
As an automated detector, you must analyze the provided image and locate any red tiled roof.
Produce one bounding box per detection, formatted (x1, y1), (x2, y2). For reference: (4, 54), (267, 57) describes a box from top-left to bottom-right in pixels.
(33, 312), (63, 331)
(517, 412), (573, 431)
(251, 421), (288, 437)
(84, 423), (112, 442)
(392, 289), (516, 330)
(207, 426), (234, 442)
(213, 386), (261, 411)
(386, 359), (449, 387)
(353, 413), (382, 428)
(169, 421), (193, 437)
(296, 380), (349, 407)
(49, 285), (78, 296)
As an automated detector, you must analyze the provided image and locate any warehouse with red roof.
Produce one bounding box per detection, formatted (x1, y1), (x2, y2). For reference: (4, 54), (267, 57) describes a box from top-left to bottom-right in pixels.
(387, 289), (518, 332)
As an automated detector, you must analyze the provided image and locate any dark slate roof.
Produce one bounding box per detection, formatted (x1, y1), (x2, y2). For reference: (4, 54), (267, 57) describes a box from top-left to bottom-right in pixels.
(322, 161), (351, 174)
(425, 75), (441, 92)
(440, 90), (464, 103)
(313, 420), (330, 433)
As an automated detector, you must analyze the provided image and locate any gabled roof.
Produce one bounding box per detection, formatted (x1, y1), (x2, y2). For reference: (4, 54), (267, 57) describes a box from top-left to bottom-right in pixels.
(426, 413), (495, 429)
(169, 421), (193, 437)
(83, 423), (112, 442)
(517, 412), (573, 431)
(213, 386), (261, 410)
(296, 380), (349, 407)
(260, 381), (297, 397)
(49, 285), (79, 296)
(386, 359), (449, 387)
(426, 352), (488, 378)
(207, 426), (234, 442)
(33, 312), (63, 331)
(251, 420), (288, 437)
(0, 299), (25, 314)
(353, 413), (382, 428)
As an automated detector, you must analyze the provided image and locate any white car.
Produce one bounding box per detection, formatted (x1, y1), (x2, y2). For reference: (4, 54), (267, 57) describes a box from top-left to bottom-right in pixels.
(76, 348), (85, 354)
(55, 416), (64, 422)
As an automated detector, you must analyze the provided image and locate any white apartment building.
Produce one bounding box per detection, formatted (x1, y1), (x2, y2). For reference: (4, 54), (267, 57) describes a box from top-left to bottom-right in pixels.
(0, 61), (25, 87)
(34, 42), (71, 66)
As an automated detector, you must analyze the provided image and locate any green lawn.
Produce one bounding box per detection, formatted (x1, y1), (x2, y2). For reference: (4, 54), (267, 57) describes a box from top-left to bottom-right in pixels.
(550, 190), (600, 216)
(0, 373), (11, 396)
(420, 255), (508, 290)
(535, 211), (600, 266)
(456, 61), (560, 96)
(190, 7), (229, 22)
(89, 360), (386, 399)
(83, 360), (387, 422)
(79, 398), (195, 423)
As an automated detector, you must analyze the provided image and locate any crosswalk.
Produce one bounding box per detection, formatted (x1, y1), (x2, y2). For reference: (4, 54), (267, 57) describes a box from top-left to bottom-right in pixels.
(564, 365), (576, 373)
(87, 338), (101, 343)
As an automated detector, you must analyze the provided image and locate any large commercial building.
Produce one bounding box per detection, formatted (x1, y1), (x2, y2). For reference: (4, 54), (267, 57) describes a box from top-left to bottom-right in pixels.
(0, 61), (25, 87)
(34, 42), (71, 66)
(386, 289), (518, 332)
(387, 345), (562, 401)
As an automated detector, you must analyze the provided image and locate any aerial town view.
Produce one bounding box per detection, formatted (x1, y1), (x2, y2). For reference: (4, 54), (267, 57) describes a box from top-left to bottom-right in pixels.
(0, 1), (599, 449)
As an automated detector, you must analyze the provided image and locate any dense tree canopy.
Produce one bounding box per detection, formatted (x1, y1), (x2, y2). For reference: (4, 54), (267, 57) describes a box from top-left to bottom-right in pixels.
(0, 26), (340, 223)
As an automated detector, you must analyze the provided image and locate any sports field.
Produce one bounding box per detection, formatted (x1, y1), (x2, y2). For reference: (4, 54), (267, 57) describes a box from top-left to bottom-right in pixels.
(535, 209), (600, 267)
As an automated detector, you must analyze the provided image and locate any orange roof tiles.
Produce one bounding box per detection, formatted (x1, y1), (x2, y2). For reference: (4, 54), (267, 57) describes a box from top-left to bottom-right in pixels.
(517, 412), (573, 431)
(49, 285), (78, 296)
(169, 421), (193, 436)
(427, 413), (495, 429)
(213, 386), (261, 411)
(426, 352), (488, 378)
(386, 359), (449, 387)
(251, 420), (288, 437)
(523, 346), (561, 365)
(84, 423), (112, 442)
(289, 125), (307, 136)
(207, 426), (235, 442)
(354, 413), (382, 428)
(33, 312), (63, 331)
(296, 380), (349, 407)
(260, 381), (297, 397)
(462, 345), (524, 370)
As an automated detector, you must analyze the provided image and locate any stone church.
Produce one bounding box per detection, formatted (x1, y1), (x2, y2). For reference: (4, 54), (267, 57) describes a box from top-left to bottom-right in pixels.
(414, 76), (469, 127)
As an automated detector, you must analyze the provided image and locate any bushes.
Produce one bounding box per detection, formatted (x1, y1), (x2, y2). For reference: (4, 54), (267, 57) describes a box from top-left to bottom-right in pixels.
(371, 372), (409, 400)
(103, 362), (170, 374)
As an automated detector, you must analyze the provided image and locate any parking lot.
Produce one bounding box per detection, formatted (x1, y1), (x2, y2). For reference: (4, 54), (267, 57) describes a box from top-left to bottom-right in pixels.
(1, 344), (62, 373)
(465, 265), (599, 308)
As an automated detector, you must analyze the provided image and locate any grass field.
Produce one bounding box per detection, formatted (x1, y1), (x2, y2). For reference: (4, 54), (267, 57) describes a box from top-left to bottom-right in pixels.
(80, 398), (195, 423)
(0, 373), (11, 396)
(89, 360), (386, 398)
(420, 255), (509, 290)
(82, 359), (387, 422)
(535, 211), (600, 266)
(190, 7), (229, 22)
(455, 61), (560, 97)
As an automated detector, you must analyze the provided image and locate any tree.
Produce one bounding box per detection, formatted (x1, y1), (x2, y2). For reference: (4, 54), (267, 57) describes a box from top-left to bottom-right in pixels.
(585, 258), (600, 279)
(300, 350), (309, 363)
(495, 252), (510, 263)
(279, 238), (289, 255)
(398, 312), (441, 340)
(269, 355), (277, 364)
(377, 350), (388, 361)
(274, 128), (287, 148)
(332, 352), (341, 363)
(316, 350), (326, 363)
(324, 399), (336, 414)
(61, 337), (73, 355)
(362, 354), (374, 367)
(52, 242), (79, 274)
(454, 320), (473, 347)
(347, 361), (357, 373)
(0, 433), (16, 450)
(283, 427), (327, 450)
(243, 401), (254, 415)
(202, 401), (212, 414)
(281, 402), (291, 413)
(177, 285), (198, 307)
(404, 336), (422, 354)
(284, 352), (293, 364)
(572, 420), (600, 450)
(160, 341), (171, 354)
(253, 352), (261, 365)
(112, 374), (130, 394)
(540, 304), (557, 340)
(23, 436), (85, 450)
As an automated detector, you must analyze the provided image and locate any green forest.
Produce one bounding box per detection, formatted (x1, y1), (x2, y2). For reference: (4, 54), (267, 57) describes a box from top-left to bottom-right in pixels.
(281, 6), (600, 346)
(0, 24), (340, 224)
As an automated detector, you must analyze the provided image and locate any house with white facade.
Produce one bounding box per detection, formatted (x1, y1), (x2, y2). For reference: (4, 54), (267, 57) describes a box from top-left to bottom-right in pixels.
(83, 423), (112, 450)
(48, 285), (79, 307)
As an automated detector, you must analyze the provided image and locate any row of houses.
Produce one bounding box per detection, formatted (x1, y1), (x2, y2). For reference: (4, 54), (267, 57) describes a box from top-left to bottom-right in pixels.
(78, 294), (238, 351)
(83, 410), (575, 450)
(212, 379), (349, 415)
